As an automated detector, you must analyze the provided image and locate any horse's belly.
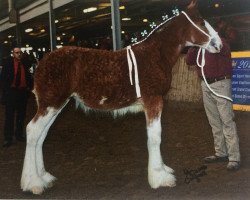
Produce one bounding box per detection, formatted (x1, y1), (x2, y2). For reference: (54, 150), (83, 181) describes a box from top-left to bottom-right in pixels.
(72, 93), (144, 117)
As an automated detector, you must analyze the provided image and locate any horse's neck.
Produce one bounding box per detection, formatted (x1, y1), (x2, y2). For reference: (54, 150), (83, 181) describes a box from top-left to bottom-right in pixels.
(138, 19), (186, 68)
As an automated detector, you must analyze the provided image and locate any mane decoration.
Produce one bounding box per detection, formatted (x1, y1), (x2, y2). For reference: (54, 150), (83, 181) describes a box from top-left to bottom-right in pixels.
(131, 8), (180, 46)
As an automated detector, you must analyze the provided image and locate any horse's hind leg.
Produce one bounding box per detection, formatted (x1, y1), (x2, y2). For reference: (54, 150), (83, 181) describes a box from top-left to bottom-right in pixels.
(21, 100), (69, 194)
(144, 96), (176, 189)
(36, 100), (69, 188)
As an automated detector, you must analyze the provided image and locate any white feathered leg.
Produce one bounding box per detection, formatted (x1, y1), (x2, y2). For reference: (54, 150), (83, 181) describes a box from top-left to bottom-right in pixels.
(146, 116), (176, 189)
(21, 107), (61, 195)
(36, 101), (69, 188)
(35, 112), (58, 188)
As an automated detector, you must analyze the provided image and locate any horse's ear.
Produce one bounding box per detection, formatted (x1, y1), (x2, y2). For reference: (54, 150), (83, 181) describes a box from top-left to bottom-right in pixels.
(187, 0), (198, 9)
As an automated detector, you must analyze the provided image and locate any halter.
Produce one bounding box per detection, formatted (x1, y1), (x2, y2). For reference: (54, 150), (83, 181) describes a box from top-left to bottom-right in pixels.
(126, 11), (232, 101)
(181, 11), (212, 48)
(181, 11), (233, 101)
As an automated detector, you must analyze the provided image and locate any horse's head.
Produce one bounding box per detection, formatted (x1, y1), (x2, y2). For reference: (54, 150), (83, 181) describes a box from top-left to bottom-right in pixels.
(183, 0), (222, 53)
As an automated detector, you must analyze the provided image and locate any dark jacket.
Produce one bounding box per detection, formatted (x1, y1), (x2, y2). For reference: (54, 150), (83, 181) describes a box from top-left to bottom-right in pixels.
(186, 38), (232, 79)
(0, 56), (33, 104)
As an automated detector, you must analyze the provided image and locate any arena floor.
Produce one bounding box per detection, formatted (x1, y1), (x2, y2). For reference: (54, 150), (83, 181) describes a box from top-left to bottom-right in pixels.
(0, 96), (249, 199)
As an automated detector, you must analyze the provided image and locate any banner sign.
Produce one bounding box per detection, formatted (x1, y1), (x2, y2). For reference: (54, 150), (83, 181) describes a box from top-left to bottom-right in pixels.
(231, 51), (250, 111)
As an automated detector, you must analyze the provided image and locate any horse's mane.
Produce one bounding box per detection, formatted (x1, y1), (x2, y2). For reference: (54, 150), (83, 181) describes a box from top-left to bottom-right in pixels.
(131, 14), (178, 47)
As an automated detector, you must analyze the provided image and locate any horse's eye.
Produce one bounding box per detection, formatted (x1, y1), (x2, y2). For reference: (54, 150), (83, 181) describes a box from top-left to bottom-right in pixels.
(201, 21), (205, 26)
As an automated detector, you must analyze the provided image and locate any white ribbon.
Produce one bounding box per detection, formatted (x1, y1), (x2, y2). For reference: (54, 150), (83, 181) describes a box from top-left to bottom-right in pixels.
(126, 46), (141, 98)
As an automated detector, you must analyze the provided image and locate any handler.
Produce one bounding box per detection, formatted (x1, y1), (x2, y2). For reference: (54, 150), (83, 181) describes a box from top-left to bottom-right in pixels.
(185, 22), (240, 171)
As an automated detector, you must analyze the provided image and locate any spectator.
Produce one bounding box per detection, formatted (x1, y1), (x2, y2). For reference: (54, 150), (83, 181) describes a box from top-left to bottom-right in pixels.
(1, 46), (33, 148)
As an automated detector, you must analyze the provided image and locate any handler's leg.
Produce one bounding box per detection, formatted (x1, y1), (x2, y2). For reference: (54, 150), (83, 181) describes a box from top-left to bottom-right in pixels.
(201, 81), (228, 158)
(216, 79), (240, 168)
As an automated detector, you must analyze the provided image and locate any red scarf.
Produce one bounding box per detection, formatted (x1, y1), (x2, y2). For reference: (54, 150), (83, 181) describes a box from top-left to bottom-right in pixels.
(11, 59), (27, 88)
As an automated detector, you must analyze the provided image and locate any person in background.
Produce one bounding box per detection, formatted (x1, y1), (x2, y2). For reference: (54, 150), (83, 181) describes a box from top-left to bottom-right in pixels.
(185, 20), (240, 171)
(1, 46), (33, 148)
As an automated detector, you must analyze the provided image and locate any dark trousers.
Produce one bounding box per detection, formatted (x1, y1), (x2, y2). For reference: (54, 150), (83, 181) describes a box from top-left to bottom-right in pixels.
(3, 88), (29, 142)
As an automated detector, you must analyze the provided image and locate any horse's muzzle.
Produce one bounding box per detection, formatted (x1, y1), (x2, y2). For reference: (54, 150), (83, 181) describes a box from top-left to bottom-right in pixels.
(210, 37), (223, 52)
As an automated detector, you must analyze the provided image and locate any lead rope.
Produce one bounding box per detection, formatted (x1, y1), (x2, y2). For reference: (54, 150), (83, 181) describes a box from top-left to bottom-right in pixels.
(127, 46), (141, 98)
(196, 48), (233, 102)
(181, 11), (233, 102)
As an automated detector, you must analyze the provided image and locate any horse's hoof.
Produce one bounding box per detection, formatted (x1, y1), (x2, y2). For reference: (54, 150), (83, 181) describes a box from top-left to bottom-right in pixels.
(41, 172), (56, 188)
(32, 186), (44, 195)
(163, 173), (176, 187)
(148, 166), (176, 189)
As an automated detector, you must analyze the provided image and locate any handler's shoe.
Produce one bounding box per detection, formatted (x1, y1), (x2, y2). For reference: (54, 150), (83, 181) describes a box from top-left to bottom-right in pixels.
(204, 155), (228, 163)
(227, 161), (240, 171)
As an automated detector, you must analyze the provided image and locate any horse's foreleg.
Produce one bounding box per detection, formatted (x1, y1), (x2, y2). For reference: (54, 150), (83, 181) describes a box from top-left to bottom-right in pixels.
(21, 105), (64, 195)
(144, 97), (176, 189)
(36, 100), (69, 188)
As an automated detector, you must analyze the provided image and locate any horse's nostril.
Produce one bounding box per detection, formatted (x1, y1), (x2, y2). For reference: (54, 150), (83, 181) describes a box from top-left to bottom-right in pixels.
(212, 42), (222, 51)
(215, 44), (222, 51)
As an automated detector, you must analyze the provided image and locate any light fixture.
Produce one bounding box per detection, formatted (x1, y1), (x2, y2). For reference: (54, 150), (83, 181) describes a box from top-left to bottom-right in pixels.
(214, 3), (220, 8)
(25, 28), (33, 33)
(55, 20), (59, 23)
(119, 6), (125, 10)
(57, 36), (61, 41)
(8, 35), (13, 38)
(143, 19), (148, 23)
(83, 7), (97, 13)
(98, 3), (111, 8)
(4, 41), (8, 44)
(65, 16), (72, 20)
(62, 33), (66, 36)
(122, 31), (125, 34)
(122, 17), (131, 21)
(40, 29), (45, 33)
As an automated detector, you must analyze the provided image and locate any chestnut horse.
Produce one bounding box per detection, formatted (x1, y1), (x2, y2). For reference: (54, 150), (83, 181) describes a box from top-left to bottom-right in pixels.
(21, 0), (222, 195)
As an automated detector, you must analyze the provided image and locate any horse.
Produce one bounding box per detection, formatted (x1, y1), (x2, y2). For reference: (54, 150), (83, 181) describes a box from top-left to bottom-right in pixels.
(21, 0), (222, 195)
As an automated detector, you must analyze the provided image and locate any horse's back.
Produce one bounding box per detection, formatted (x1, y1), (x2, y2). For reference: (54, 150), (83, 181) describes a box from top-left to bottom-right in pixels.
(34, 46), (137, 110)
